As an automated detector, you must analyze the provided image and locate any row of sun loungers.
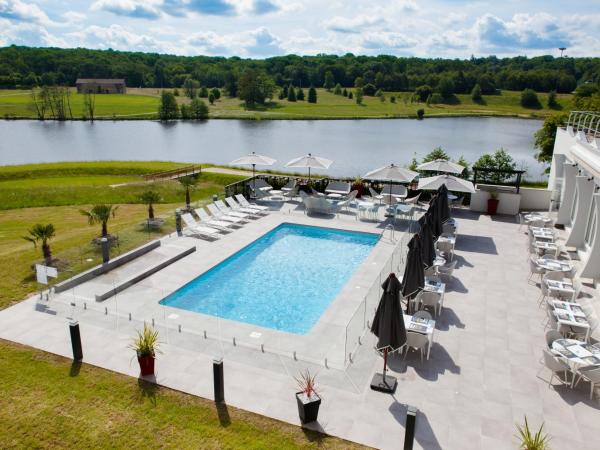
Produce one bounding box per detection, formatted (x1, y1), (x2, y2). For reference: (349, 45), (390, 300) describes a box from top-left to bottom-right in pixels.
(181, 195), (269, 240)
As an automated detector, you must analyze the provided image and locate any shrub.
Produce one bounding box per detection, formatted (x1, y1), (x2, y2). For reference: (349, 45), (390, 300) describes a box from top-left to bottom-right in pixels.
(323, 71), (334, 91)
(348, 91), (353, 99)
(333, 83), (342, 95)
(521, 88), (542, 109)
(307, 86), (317, 103)
(342, 88), (348, 97)
(471, 84), (483, 103)
(547, 90), (559, 109)
(287, 85), (296, 102)
(190, 98), (209, 119)
(355, 88), (363, 104)
(173, 88), (179, 96)
(438, 77), (454, 98)
(390, 95), (396, 103)
(158, 91), (179, 120)
(199, 86), (208, 98)
(296, 87), (305, 101)
(417, 108), (425, 119)
(208, 93), (215, 105)
(180, 104), (191, 119)
(429, 93), (443, 104)
(211, 87), (221, 100)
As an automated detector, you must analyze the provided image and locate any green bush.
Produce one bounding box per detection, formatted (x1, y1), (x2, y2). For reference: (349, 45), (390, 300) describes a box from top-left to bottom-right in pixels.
(521, 88), (542, 109)
(414, 85), (433, 102)
(362, 83), (376, 96)
(417, 108), (425, 119)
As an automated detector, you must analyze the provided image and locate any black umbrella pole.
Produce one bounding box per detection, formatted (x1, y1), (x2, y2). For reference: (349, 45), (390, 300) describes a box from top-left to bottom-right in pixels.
(383, 348), (388, 375)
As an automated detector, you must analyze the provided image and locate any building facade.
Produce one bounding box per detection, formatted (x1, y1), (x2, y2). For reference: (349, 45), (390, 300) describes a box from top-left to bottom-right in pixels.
(75, 79), (126, 94)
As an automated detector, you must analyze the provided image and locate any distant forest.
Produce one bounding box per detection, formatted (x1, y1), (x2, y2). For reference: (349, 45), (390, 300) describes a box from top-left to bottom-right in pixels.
(1, 45), (599, 94)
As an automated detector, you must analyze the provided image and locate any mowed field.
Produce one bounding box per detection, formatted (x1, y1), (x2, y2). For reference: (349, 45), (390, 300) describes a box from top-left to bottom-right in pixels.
(0, 87), (573, 120)
(0, 160), (363, 448)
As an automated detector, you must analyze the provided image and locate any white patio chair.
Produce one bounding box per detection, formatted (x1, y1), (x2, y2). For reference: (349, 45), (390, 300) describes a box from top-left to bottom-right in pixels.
(404, 193), (421, 206)
(436, 240), (454, 262)
(403, 331), (429, 363)
(194, 208), (235, 231)
(545, 329), (562, 349)
(529, 256), (545, 282)
(571, 279), (582, 302)
(181, 213), (221, 240)
(368, 187), (384, 203)
(206, 203), (246, 224)
(225, 197), (263, 216)
(214, 200), (252, 219)
(419, 291), (442, 317)
(325, 181), (351, 195)
(574, 366), (600, 399)
(336, 190), (358, 213)
(438, 260), (457, 283)
(235, 194), (269, 212)
(538, 271), (565, 305)
(541, 349), (573, 387)
(451, 196), (464, 209)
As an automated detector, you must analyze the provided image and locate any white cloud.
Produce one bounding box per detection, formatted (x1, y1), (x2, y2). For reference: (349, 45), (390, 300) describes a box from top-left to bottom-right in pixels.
(246, 27), (284, 56)
(325, 15), (386, 34)
(361, 31), (416, 52)
(0, 18), (67, 46)
(67, 24), (166, 52)
(0, 0), (54, 26)
(91, 0), (162, 20)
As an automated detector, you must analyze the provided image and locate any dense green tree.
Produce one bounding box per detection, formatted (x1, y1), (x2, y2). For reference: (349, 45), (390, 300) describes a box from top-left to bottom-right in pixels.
(199, 86), (208, 98)
(534, 114), (567, 165)
(158, 91), (179, 120)
(456, 155), (470, 179)
(354, 77), (364, 88)
(308, 85), (317, 103)
(183, 78), (200, 99)
(547, 90), (559, 109)
(477, 74), (496, 95)
(190, 98), (209, 119)
(208, 93), (215, 104)
(224, 71), (238, 97)
(211, 87), (221, 100)
(471, 84), (483, 103)
(521, 88), (542, 108)
(287, 85), (296, 102)
(473, 148), (516, 183)
(423, 147), (450, 162)
(180, 104), (191, 119)
(348, 91), (353, 99)
(362, 83), (376, 96)
(296, 87), (305, 101)
(414, 85), (433, 102)
(238, 69), (274, 107)
(333, 83), (342, 95)
(355, 88), (363, 104)
(438, 76), (455, 99)
(342, 88), (348, 97)
(323, 71), (335, 90)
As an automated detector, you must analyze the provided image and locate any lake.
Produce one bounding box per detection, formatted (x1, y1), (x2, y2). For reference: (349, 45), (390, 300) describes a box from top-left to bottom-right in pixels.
(0, 117), (547, 180)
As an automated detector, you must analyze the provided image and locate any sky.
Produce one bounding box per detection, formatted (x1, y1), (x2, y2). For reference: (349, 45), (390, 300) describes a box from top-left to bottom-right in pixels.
(1, 0), (600, 58)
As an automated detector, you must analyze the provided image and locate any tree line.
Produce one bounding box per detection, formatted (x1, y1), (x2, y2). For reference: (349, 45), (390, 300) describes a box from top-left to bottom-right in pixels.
(1, 45), (599, 96)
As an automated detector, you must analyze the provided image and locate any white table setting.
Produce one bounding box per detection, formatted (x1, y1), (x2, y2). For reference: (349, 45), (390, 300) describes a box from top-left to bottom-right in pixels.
(404, 314), (436, 360)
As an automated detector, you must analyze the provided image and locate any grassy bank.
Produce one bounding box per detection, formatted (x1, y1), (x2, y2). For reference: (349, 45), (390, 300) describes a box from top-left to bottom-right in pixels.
(0, 340), (360, 449)
(0, 88), (572, 120)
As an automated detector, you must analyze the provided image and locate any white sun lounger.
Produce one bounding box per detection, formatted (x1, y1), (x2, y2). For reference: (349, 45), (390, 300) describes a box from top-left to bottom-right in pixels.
(181, 213), (221, 239)
(225, 197), (266, 216)
(235, 194), (269, 212)
(206, 203), (246, 223)
(214, 200), (253, 219)
(194, 208), (235, 231)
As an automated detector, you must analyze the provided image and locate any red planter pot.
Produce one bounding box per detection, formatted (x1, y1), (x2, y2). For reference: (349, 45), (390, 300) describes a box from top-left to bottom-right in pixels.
(137, 353), (155, 376)
(487, 198), (499, 215)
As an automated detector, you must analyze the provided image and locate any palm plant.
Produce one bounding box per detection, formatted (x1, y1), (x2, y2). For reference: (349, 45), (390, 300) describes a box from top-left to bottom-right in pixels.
(130, 324), (161, 357)
(80, 204), (118, 237)
(515, 416), (550, 450)
(139, 190), (161, 220)
(23, 223), (56, 265)
(178, 176), (197, 210)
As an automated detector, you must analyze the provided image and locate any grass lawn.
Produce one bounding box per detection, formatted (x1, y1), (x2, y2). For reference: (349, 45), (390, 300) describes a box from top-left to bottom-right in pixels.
(0, 161), (360, 448)
(0, 340), (360, 449)
(0, 87), (572, 120)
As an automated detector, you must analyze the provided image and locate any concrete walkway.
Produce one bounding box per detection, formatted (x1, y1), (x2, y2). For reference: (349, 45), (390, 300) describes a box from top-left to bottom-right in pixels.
(1, 207), (600, 449)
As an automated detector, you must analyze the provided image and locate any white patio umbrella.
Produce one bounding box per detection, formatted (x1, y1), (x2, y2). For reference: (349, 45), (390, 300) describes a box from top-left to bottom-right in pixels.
(229, 152), (276, 190)
(284, 153), (333, 180)
(363, 164), (418, 204)
(417, 159), (465, 174)
(417, 174), (476, 193)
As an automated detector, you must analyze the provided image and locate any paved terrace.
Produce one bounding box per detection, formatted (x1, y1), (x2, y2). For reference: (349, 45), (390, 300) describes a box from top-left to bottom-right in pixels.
(1, 205), (600, 449)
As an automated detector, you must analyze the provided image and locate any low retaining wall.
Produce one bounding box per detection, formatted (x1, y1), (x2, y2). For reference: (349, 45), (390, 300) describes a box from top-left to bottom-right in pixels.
(54, 240), (161, 293)
(95, 245), (196, 302)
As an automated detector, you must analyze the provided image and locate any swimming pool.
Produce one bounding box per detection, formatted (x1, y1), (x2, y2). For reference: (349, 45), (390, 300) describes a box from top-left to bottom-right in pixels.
(160, 223), (379, 334)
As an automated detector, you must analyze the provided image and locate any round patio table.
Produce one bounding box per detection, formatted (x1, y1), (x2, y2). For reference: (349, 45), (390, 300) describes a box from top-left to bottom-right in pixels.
(447, 194), (458, 201)
(327, 193), (343, 199)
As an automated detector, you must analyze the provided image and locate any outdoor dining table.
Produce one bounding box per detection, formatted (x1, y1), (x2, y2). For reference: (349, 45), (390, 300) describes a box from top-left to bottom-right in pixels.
(546, 280), (576, 299)
(404, 314), (436, 360)
(535, 241), (558, 253)
(553, 306), (591, 342)
(531, 227), (555, 241)
(437, 235), (456, 246)
(433, 256), (446, 267)
(447, 194), (458, 201)
(422, 279), (446, 311)
(551, 339), (600, 379)
(327, 193), (343, 199)
(525, 213), (552, 223)
(536, 258), (572, 272)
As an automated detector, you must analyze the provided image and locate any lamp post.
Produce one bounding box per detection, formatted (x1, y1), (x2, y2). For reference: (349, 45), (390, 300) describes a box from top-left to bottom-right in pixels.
(559, 47), (566, 57)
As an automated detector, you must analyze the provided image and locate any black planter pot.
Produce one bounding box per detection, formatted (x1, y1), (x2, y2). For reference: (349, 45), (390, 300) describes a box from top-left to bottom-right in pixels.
(296, 392), (321, 424)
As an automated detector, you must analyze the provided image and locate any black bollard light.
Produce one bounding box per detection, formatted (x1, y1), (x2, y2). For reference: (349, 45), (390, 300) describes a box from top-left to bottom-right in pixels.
(175, 208), (183, 237)
(404, 405), (418, 450)
(213, 358), (224, 403)
(101, 237), (110, 264)
(69, 321), (83, 361)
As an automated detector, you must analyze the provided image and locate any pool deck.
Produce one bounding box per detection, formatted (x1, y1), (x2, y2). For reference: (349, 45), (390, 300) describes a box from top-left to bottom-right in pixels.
(2, 204), (600, 449)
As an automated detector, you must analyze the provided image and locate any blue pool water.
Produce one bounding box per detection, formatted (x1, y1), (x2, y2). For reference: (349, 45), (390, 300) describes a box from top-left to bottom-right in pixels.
(160, 223), (379, 334)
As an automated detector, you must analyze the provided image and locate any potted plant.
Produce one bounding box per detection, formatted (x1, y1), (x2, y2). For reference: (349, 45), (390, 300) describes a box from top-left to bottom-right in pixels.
(295, 369), (321, 424)
(130, 324), (160, 376)
(515, 416), (550, 450)
(487, 191), (499, 215)
(351, 176), (365, 198)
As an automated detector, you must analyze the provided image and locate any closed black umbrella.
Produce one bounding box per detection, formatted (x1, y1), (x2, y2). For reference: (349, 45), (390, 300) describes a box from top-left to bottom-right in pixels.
(427, 194), (442, 238)
(370, 273), (406, 393)
(401, 234), (425, 313)
(418, 213), (436, 268)
(437, 184), (451, 223)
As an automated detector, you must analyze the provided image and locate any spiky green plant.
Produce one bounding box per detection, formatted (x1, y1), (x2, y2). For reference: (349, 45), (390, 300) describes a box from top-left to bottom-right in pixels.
(139, 190), (161, 219)
(130, 324), (160, 357)
(80, 204), (118, 237)
(515, 416), (551, 450)
(178, 176), (197, 210)
(23, 223), (56, 265)
(294, 369), (318, 399)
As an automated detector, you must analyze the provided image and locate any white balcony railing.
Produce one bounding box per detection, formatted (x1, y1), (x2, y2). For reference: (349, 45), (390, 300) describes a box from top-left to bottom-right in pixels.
(567, 111), (600, 146)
